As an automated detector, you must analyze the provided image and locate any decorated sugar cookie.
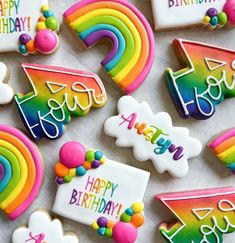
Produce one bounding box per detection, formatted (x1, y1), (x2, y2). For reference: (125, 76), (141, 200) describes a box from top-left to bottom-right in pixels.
(53, 141), (150, 228)
(0, 62), (14, 105)
(209, 128), (235, 174)
(12, 210), (79, 243)
(165, 39), (235, 120)
(63, 0), (155, 94)
(104, 96), (202, 178)
(156, 187), (235, 243)
(92, 202), (144, 243)
(15, 63), (107, 140)
(0, 125), (44, 220)
(0, 0), (59, 55)
(151, 0), (235, 31)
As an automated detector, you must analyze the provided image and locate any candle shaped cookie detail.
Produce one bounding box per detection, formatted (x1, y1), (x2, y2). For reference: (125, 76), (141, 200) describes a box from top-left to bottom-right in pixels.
(63, 0), (155, 94)
(156, 187), (235, 243)
(0, 125), (43, 220)
(53, 141), (150, 234)
(15, 63), (107, 140)
(165, 39), (235, 120)
(104, 96), (202, 178)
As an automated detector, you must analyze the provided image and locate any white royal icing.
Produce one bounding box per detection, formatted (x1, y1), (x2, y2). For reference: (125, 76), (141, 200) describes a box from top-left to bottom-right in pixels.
(151, 0), (226, 30)
(12, 210), (79, 243)
(104, 96), (202, 178)
(53, 159), (150, 226)
(0, 62), (14, 105)
(0, 0), (48, 52)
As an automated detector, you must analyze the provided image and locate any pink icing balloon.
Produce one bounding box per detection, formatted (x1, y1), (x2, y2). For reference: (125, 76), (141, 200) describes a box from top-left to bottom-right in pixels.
(223, 0), (235, 25)
(35, 29), (58, 54)
(112, 222), (137, 243)
(59, 141), (86, 168)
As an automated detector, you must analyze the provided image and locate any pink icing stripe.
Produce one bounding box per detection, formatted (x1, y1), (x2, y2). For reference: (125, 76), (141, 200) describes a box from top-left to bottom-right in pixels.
(209, 128), (235, 150)
(63, 0), (155, 94)
(83, 30), (119, 66)
(0, 125), (44, 220)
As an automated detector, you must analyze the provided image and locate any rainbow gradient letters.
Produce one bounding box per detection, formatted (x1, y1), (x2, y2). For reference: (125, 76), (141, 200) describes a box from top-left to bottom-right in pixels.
(165, 39), (235, 120)
(15, 63), (107, 140)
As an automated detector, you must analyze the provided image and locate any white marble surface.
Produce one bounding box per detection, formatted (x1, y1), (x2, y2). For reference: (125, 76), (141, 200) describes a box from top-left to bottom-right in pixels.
(0, 0), (235, 242)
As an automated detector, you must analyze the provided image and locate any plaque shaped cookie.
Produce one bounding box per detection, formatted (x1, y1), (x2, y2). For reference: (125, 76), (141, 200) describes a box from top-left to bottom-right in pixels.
(104, 96), (202, 178)
(53, 141), (150, 226)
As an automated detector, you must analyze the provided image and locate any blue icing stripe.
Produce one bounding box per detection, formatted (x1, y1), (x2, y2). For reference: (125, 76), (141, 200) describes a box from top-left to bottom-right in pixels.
(79, 24), (126, 71)
(0, 155), (12, 193)
(227, 162), (235, 171)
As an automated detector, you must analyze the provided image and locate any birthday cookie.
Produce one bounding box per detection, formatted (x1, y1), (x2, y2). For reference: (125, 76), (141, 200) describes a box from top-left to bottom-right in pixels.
(53, 141), (150, 229)
(104, 96), (202, 178)
(0, 0), (59, 55)
(92, 202), (144, 243)
(165, 38), (235, 120)
(0, 62), (14, 105)
(12, 210), (79, 243)
(156, 187), (235, 243)
(0, 124), (44, 220)
(63, 0), (155, 94)
(15, 63), (107, 140)
(151, 0), (235, 31)
(209, 128), (235, 174)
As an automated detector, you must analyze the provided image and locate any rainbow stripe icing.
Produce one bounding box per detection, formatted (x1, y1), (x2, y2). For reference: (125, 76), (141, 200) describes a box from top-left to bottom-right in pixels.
(63, 0), (155, 94)
(209, 128), (235, 174)
(156, 187), (235, 243)
(165, 39), (235, 120)
(0, 125), (43, 220)
(15, 63), (107, 140)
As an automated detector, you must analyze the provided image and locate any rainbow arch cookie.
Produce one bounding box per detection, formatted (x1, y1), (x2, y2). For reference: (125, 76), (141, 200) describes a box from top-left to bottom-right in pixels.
(63, 0), (155, 94)
(0, 125), (43, 220)
(209, 128), (235, 174)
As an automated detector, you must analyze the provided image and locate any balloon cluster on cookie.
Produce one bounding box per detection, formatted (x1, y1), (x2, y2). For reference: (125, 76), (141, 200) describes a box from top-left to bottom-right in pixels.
(19, 5), (59, 55)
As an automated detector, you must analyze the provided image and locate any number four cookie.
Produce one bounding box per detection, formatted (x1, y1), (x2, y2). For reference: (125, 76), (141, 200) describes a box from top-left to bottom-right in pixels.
(0, 62), (14, 105)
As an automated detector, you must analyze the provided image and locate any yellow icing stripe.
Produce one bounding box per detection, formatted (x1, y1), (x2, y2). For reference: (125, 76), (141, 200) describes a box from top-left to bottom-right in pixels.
(217, 145), (235, 161)
(70, 8), (141, 83)
(0, 140), (28, 209)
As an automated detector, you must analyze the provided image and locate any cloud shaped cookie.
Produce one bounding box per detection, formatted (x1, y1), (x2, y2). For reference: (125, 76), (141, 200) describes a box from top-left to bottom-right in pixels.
(0, 62), (14, 105)
(104, 96), (202, 177)
(12, 210), (79, 243)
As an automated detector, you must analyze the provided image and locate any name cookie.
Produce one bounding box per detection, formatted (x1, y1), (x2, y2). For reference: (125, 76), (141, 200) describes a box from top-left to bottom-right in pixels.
(151, 0), (235, 31)
(12, 210), (79, 243)
(0, 62), (14, 105)
(104, 96), (202, 178)
(63, 0), (155, 94)
(53, 141), (149, 229)
(209, 128), (235, 174)
(0, 125), (43, 220)
(165, 39), (235, 120)
(156, 187), (235, 243)
(0, 0), (59, 55)
(15, 63), (107, 140)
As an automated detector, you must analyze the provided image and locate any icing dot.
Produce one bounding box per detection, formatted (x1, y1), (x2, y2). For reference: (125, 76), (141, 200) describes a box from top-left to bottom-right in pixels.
(125, 208), (134, 216)
(45, 17), (59, 31)
(91, 221), (99, 230)
(19, 34), (31, 45)
(131, 202), (144, 213)
(206, 8), (218, 18)
(107, 220), (115, 229)
(218, 12), (228, 26)
(76, 166), (87, 176)
(36, 21), (47, 31)
(98, 227), (106, 236)
(105, 228), (113, 238)
(55, 177), (64, 185)
(26, 40), (36, 54)
(121, 212), (131, 222)
(19, 44), (27, 55)
(113, 222), (137, 243)
(41, 5), (49, 12)
(130, 213), (144, 228)
(86, 150), (95, 162)
(100, 157), (106, 164)
(35, 29), (59, 54)
(97, 217), (108, 227)
(91, 160), (100, 168)
(95, 151), (103, 160)
(44, 10), (54, 18)
(223, 0), (235, 26)
(39, 16), (46, 22)
(54, 162), (69, 177)
(59, 141), (86, 168)
(203, 16), (211, 24)
(83, 161), (92, 170)
(63, 175), (73, 183)
(210, 16), (219, 26)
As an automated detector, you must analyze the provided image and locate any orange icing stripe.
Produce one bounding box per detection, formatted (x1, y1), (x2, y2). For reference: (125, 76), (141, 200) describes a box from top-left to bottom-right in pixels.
(213, 137), (235, 155)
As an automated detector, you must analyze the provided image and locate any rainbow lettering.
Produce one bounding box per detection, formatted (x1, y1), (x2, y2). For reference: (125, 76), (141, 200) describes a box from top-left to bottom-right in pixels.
(63, 0), (155, 94)
(209, 128), (235, 174)
(165, 39), (235, 120)
(15, 63), (107, 140)
(0, 125), (43, 220)
(156, 187), (235, 243)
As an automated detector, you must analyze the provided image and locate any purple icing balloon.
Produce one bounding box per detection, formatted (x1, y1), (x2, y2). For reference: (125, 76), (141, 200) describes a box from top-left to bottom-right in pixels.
(97, 217), (108, 227)
(206, 8), (218, 18)
(19, 34), (31, 45)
